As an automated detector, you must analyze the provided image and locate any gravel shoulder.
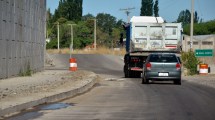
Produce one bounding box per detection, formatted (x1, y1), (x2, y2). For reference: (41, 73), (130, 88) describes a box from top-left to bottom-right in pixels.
(183, 74), (215, 89)
(0, 70), (98, 112)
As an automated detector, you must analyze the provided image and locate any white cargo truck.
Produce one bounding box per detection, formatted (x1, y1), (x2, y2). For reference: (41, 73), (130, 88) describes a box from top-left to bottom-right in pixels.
(123, 16), (183, 78)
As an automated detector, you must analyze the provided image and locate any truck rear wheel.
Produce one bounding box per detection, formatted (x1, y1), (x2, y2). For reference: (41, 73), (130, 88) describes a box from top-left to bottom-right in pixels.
(134, 72), (141, 78)
(125, 70), (131, 78)
(124, 65), (130, 78)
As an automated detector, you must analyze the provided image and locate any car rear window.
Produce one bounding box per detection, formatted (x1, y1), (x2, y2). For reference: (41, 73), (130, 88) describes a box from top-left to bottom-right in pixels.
(149, 54), (178, 63)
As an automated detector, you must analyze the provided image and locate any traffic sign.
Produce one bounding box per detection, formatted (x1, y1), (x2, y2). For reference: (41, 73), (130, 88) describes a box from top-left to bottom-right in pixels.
(195, 49), (214, 57)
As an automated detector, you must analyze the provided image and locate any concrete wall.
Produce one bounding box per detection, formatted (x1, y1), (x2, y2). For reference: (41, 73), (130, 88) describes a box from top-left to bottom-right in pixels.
(182, 35), (215, 52)
(0, 0), (46, 79)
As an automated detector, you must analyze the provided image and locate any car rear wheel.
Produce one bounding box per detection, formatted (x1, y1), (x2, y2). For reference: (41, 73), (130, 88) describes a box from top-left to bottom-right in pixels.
(142, 73), (149, 84)
(174, 79), (181, 85)
(145, 78), (149, 84)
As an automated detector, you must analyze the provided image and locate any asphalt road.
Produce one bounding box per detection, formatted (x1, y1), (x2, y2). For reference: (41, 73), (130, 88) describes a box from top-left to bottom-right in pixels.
(9, 54), (215, 120)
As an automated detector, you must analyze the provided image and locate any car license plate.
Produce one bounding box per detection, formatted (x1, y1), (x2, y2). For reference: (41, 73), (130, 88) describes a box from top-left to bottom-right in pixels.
(158, 73), (168, 76)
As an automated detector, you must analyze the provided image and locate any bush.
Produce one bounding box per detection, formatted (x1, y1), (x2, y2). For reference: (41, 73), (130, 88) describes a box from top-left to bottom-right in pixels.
(46, 39), (58, 49)
(181, 51), (200, 75)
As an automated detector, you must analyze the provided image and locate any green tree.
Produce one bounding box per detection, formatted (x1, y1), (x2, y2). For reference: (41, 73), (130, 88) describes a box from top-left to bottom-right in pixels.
(112, 28), (122, 47)
(46, 0), (84, 49)
(46, 39), (58, 49)
(116, 19), (124, 28)
(96, 13), (117, 35)
(206, 20), (215, 34)
(153, 0), (159, 17)
(82, 13), (95, 21)
(74, 21), (94, 48)
(46, 8), (52, 28)
(52, 9), (60, 23)
(140, 0), (154, 16)
(96, 28), (109, 47)
(177, 9), (191, 25)
(177, 9), (199, 26)
(58, 0), (67, 18)
(183, 20), (215, 35)
(51, 0), (83, 23)
(194, 11), (199, 23)
(67, 0), (83, 21)
(46, 1), (126, 49)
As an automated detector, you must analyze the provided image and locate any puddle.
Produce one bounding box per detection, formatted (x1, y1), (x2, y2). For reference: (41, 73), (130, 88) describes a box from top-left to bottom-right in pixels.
(6, 103), (73, 119)
(41, 103), (71, 110)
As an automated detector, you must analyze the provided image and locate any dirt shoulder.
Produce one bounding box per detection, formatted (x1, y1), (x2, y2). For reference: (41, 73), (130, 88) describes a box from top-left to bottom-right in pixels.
(183, 74), (215, 89)
(0, 70), (96, 110)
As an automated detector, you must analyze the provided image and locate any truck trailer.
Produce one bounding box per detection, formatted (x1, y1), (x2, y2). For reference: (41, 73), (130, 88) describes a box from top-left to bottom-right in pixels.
(123, 16), (183, 78)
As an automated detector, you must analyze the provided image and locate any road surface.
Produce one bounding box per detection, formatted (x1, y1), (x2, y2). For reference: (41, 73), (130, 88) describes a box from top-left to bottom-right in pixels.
(8, 54), (215, 120)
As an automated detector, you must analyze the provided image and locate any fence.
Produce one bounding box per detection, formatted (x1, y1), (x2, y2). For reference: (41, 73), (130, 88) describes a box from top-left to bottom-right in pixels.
(0, 0), (46, 79)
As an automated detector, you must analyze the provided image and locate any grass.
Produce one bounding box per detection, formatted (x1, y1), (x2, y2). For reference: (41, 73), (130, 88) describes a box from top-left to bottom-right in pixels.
(46, 46), (126, 56)
(19, 63), (32, 76)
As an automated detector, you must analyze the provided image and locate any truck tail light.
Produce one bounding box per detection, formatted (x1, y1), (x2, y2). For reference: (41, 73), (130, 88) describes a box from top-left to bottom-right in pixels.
(146, 62), (151, 70)
(176, 63), (181, 70)
(131, 58), (140, 63)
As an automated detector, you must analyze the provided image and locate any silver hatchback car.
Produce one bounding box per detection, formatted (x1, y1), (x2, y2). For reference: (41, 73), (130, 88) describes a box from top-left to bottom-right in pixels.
(142, 53), (181, 85)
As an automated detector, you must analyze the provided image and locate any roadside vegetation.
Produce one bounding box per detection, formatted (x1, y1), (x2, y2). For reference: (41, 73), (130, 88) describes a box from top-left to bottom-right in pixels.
(181, 51), (200, 75)
(47, 46), (126, 56)
(175, 9), (215, 35)
(46, 0), (125, 51)
(19, 63), (32, 76)
(183, 20), (215, 35)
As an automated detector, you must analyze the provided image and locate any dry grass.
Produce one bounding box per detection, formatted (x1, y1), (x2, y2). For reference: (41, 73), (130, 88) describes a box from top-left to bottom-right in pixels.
(46, 48), (70, 54)
(46, 47), (126, 56)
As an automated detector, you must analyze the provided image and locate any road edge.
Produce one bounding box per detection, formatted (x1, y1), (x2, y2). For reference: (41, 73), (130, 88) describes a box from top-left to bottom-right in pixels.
(0, 74), (98, 117)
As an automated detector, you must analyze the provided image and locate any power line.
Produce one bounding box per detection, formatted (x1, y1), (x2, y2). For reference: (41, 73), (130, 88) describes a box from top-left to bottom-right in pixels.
(120, 7), (135, 23)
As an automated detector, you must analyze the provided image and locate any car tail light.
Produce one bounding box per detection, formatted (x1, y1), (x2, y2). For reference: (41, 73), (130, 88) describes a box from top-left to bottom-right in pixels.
(176, 63), (181, 70)
(146, 62), (151, 70)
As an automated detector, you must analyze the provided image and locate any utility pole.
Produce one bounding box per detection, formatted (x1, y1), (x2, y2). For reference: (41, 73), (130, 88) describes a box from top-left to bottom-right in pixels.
(94, 19), (97, 50)
(120, 7), (135, 23)
(57, 22), (60, 51)
(190, 0), (194, 51)
(68, 24), (76, 58)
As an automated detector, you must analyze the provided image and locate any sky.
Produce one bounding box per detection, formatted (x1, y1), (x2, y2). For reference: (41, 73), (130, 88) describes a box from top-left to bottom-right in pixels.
(47, 0), (215, 22)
